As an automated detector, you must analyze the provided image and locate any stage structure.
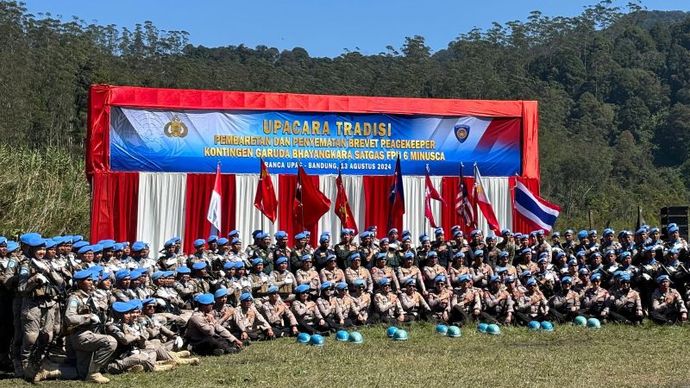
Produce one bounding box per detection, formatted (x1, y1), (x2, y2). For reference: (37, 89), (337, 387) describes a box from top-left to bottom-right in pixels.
(87, 85), (540, 253)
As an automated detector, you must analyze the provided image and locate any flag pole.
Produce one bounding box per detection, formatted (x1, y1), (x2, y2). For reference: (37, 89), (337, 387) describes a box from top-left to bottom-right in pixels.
(298, 161), (305, 232)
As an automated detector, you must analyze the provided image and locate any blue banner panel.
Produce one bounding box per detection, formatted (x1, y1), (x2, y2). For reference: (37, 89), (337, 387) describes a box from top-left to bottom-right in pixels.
(110, 108), (521, 176)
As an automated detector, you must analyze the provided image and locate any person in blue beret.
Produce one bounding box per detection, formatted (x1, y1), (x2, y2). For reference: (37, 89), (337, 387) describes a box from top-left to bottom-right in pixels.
(295, 254), (320, 295)
(312, 232), (333, 271)
(546, 275), (581, 323)
(580, 273), (609, 321)
(247, 231), (272, 275)
(234, 292), (274, 342)
(268, 256), (297, 301)
(270, 230), (293, 272)
(187, 239), (209, 270)
(248, 257), (269, 296)
(512, 276), (549, 326)
(113, 268), (137, 303)
(189, 261), (211, 296)
(290, 284), (329, 335)
(357, 230), (377, 270)
(172, 266), (195, 309)
(649, 274), (688, 324)
(480, 273), (514, 325)
(186, 293), (243, 356)
(334, 228), (357, 270)
(259, 285), (299, 338)
(158, 237), (182, 272)
(607, 271), (643, 324)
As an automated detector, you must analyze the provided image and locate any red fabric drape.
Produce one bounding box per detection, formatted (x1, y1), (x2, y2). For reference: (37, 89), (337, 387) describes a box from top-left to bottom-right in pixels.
(278, 174), (319, 247)
(90, 172), (139, 243)
(521, 101), (540, 181)
(183, 173), (236, 253)
(441, 176), (476, 237)
(510, 176), (541, 234)
(362, 175), (402, 238)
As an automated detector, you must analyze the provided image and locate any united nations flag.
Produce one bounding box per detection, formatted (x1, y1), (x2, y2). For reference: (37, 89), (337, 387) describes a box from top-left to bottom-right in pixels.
(454, 124), (470, 143)
(164, 115), (189, 138)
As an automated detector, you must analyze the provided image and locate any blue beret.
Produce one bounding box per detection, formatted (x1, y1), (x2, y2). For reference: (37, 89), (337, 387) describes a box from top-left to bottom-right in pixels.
(223, 261), (235, 270)
(402, 230), (411, 238)
(669, 225), (679, 233)
(119, 241), (129, 247)
(214, 288), (228, 299)
(72, 235), (83, 242)
(276, 256), (288, 265)
(130, 269), (146, 280)
(326, 254), (337, 262)
(275, 231), (287, 239)
(295, 232), (306, 240)
(619, 272), (632, 282)
(377, 278), (391, 286)
(591, 273), (602, 281)
(26, 236), (46, 248)
(458, 274), (471, 283)
(6, 241), (19, 253)
(300, 254), (313, 262)
(115, 269), (131, 281)
(375, 253), (386, 261)
(228, 230), (239, 238)
(470, 229), (481, 237)
(380, 238), (389, 244)
(589, 230), (597, 236)
(267, 285), (279, 293)
(489, 275), (500, 283)
(427, 251), (438, 258)
(44, 239), (58, 249)
(113, 243), (124, 251)
(567, 259), (578, 266)
(335, 282), (348, 290)
(319, 234), (330, 243)
(353, 279), (365, 287)
(656, 274), (671, 283)
(251, 258), (263, 266)
(577, 230), (588, 239)
(255, 232), (268, 240)
(537, 257), (548, 264)
(473, 249), (484, 257)
(295, 284), (310, 294)
(98, 240), (115, 250)
(420, 234), (431, 242)
(91, 244), (103, 253)
(552, 232), (561, 237)
(388, 228), (398, 235)
(520, 270), (532, 278)
(452, 230), (463, 238)
(151, 271), (165, 281)
(591, 251), (602, 258)
(603, 228), (614, 236)
(176, 266), (191, 274)
(496, 266), (508, 274)
(561, 276), (572, 284)
(520, 248), (532, 255)
(217, 237), (229, 245)
(194, 293), (214, 305)
(434, 228), (444, 236)
(578, 268), (590, 275)
(142, 297), (156, 306)
(231, 238), (240, 244)
(556, 251), (566, 259)
(504, 276), (515, 284)
(320, 281), (333, 290)
(234, 261), (245, 269)
(453, 251), (465, 259)
(207, 235), (218, 243)
(403, 251), (414, 260)
(526, 277), (537, 286)
(360, 231), (371, 239)
(73, 269), (93, 281)
(192, 262), (207, 270)
(576, 251), (586, 257)
(131, 241), (146, 251)
(78, 245), (94, 254)
(539, 252), (549, 260)
(130, 299), (143, 311)
(20, 232), (41, 244)
(350, 252), (361, 260)
(193, 239), (205, 248)
(404, 278), (415, 286)
(112, 301), (135, 313)
(240, 292), (253, 301)
(435, 275), (447, 283)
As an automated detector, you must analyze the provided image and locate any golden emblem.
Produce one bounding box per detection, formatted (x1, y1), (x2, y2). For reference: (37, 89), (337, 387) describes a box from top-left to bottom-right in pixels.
(164, 115), (189, 138)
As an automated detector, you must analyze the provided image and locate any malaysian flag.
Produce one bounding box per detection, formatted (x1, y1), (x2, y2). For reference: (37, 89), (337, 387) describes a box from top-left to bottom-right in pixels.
(455, 163), (475, 228)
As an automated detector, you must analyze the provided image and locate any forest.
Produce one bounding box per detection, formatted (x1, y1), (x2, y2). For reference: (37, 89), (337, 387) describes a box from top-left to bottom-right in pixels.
(1, 0), (689, 235)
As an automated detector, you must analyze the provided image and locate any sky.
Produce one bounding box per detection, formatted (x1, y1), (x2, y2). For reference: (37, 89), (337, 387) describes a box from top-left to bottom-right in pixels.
(23, 0), (690, 58)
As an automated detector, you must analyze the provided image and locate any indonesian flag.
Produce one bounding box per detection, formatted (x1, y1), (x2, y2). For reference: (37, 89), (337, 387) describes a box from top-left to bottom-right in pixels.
(455, 163), (476, 228)
(335, 169), (358, 233)
(424, 165), (445, 228)
(253, 158), (278, 223)
(473, 163), (501, 234)
(206, 162), (222, 236)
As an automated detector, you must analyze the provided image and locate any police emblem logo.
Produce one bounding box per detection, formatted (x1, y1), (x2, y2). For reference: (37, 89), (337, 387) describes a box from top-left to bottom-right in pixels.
(454, 124), (470, 143)
(164, 115), (189, 138)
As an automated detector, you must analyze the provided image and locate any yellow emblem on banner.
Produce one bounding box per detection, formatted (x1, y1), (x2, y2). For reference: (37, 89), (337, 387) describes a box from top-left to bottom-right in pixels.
(164, 116), (189, 138)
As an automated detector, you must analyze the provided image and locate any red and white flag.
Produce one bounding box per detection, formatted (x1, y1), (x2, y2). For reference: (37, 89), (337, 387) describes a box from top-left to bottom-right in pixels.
(473, 163), (500, 234)
(424, 165), (445, 228)
(206, 162), (222, 236)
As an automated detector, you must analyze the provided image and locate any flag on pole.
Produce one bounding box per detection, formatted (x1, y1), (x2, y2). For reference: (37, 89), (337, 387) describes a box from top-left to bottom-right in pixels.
(424, 164), (445, 228)
(388, 155), (405, 229)
(253, 158), (278, 223)
(206, 162), (222, 236)
(514, 178), (561, 232)
(455, 163), (476, 228)
(473, 163), (501, 234)
(294, 165), (331, 231)
(335, 168), (358, 233)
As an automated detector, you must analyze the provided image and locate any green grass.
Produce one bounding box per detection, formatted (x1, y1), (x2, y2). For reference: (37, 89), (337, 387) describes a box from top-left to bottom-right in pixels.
(3, 322), (690, 387)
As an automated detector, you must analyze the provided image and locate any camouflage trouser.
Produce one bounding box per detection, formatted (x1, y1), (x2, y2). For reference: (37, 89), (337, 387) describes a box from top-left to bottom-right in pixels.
(106, 350), (156, 374)
(68, 331), (117, 378)
(20, 298), (57, 366)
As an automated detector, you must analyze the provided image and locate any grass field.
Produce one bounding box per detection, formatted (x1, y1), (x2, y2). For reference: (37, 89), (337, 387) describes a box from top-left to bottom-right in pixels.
(2, 322), (689, 387)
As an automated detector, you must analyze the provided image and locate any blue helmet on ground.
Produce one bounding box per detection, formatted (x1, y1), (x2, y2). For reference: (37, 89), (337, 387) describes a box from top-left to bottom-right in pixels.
(477, 323), (489, 333)
(540, 321), (554, 332)
(528, 321), (541, 331)
(447, 325), (461, 338)
(574, 316), (587, 326)
(310, 334), (325, 346)
(392, 329), (408, 341)
(296, 332), (311, 344)
(486, 324), (501, 335)
(349, 331), (363, 344)
(587, 318), (601, 329)
(386, 326), (399, 338)
(435, 324), (448, 335)
(336, 330), (350, 342)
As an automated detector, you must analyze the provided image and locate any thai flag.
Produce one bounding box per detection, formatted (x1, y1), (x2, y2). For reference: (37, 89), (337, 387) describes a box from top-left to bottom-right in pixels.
(514, 179), (560, 232)
(206, 163), (222, 236)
